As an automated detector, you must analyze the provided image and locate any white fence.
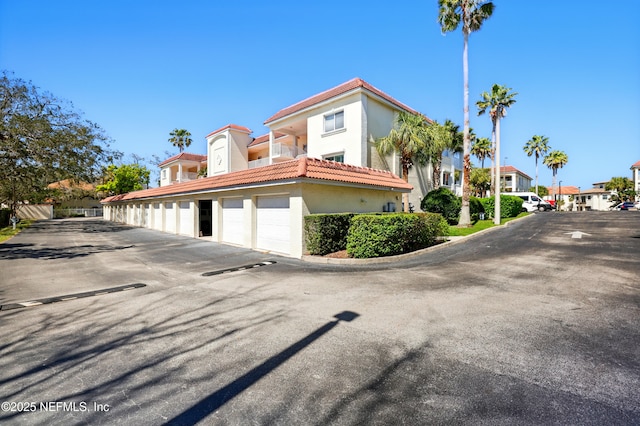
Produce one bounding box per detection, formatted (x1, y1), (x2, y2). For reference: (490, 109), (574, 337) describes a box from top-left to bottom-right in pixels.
(54, 208), (103, 218)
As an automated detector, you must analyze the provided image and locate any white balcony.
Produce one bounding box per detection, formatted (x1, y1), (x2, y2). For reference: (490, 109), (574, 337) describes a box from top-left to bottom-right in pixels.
(248, 143), (307, 169)
(248, 158), (270, 169)
(171, 172), (197, 184)
(272, 143), (305, 160)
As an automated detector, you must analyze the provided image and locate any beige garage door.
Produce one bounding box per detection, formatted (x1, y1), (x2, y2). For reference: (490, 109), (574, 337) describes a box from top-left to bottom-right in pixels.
(256, 196), (290, 254)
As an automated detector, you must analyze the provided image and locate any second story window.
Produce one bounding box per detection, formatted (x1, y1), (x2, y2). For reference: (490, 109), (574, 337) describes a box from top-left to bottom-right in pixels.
(324, 153), (344, 163)
(324, 111), (344, 133)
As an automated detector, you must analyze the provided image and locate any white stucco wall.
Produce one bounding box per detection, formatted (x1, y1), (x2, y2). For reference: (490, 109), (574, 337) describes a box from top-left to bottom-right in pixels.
(306, 93), (365, 166)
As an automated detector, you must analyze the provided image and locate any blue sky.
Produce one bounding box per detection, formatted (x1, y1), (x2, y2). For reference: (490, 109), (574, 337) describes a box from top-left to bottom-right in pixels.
(2, 0), (639, 190)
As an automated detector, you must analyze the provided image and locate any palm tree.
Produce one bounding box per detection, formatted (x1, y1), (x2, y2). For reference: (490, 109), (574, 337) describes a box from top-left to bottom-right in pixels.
(438, 0), (494, 227)
(375, 111), (430, 212)
(605, 176), (634, 203)
(168, 128), (192, 153)
(420, 119), (462, 191)
(476, 83), (517, 224)
(471, 137), (491, 168)
(543, 150), (569, 202)
(523, 135), (550, 196)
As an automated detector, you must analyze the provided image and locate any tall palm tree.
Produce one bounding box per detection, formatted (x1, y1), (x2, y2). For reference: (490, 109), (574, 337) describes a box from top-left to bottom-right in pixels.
(471, 137), (491, 168)
(168, 128), (192, 153)
(375, 111), (431, 212)
(523, 135), (550, 196)
(438, 0), (494, 227)
(476, 83), (517, 224)
(543, 150), (569, 202)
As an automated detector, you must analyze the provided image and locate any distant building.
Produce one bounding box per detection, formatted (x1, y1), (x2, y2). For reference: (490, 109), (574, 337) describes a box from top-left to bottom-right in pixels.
(499, 166), (533, 192)
(546, 182), (612, 211)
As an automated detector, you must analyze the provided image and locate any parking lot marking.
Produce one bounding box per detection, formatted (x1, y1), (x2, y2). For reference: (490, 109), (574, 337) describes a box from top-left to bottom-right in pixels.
(201, 261), (277, 277)
(0, 283), (147, 311)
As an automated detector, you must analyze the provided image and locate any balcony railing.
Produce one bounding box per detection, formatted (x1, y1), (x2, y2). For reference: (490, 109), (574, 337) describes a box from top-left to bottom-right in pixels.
(248, 158), (270, 169)
(248, 143), (307, 168)
(171, 172), (198, 184)
(272, 143), (304, 159)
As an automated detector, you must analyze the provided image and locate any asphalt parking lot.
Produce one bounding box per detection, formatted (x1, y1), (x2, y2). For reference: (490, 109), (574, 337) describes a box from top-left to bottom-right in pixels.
(1, 212), (639, 425)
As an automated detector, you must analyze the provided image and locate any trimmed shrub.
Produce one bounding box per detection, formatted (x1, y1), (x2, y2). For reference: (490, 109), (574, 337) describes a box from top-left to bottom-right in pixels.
(421, 187), (461, 225)
(0, 209), (10, 228)
(469, 196), (485, 222)
(479, 195), (524, 219)
(346, 213), (448, 259)
(304, 213), (355, 255)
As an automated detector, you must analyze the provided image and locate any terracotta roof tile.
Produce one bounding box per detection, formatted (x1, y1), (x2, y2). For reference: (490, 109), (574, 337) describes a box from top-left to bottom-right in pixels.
(205, 124), (252, 139)
(264, 78), (424, 124)
(546, 185), (581, 195)
(500, 165), (532, 181)
(158, 152), (207, 167)
(632, 160), (640, 168)
(102, 157), (411, 203)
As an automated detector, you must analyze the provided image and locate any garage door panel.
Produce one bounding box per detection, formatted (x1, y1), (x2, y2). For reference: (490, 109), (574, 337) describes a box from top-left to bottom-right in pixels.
(256, 196), (290, 254)
(222, 198), (244, 245)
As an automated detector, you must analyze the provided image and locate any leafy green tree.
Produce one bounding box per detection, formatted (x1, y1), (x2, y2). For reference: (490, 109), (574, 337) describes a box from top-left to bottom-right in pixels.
(375, 110), (431, 212)
(438, 0), (494, 227)
(477, 83), (517, 224)
(0, 71), (115, 215)
(471, 137), (491, 168)
(531, 185), (548, 197)
(96, 164), (151, 196)
(543, 150), (569, 201)
(169, 128), (192, 153)
(523, 135), (551, 196)
(605, 176), (635, 202)
(470, 167), (490, 197)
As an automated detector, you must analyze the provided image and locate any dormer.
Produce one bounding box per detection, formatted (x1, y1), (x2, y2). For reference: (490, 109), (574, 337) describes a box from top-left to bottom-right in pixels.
(205, 124), (252, 176)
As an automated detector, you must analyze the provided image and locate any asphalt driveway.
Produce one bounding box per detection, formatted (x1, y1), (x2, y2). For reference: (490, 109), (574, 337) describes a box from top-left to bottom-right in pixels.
(1, 213), (639, 425)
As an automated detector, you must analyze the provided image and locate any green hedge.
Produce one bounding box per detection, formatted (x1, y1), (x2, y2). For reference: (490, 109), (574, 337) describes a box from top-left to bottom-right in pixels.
(469, 196), (485, 222)
(480, 195), (523, 219)
(421, 187), (461, 225)
(0, 209), (11, 228)
(304, 213), (355, 255)
(346, 213), (448, 259)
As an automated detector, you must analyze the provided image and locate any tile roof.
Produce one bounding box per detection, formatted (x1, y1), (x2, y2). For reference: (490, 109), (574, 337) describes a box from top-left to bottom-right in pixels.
(264, 78), (423, 125)
(546, 185), (581, 195)
(500, 165), (532, 181)
(205, 124), (252, 139)
(632, 160), (640, 168)
(102, 157), (411, 203)
(47, 179), (96, 191)
(158, 152), (207, 167)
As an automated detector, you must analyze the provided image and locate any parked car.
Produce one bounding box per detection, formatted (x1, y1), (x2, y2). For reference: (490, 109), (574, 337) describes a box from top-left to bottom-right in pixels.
(506, 192), (553, 212)
(612, 202), (635, 210)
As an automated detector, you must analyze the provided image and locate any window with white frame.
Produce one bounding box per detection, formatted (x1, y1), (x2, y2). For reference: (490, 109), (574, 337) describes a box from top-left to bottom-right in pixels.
(162, 169), (167, 179)
(323, 153), (344, 163)
(324, 111), (344, 133)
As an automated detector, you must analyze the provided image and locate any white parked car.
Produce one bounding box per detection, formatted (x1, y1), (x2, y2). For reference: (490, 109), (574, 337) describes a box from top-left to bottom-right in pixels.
(505, 192), (553, 212)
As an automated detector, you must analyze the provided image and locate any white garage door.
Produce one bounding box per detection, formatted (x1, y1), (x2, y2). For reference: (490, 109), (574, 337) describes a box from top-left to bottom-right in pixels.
(256, 196), (290, 254)
(152, 203), (162, 230)
(178, 201), (192, 236)
(222, 198), (244, 245)
(165, 202), (176, 234)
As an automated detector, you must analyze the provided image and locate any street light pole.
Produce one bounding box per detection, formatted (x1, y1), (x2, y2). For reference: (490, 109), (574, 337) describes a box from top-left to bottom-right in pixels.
(559, 180), (562, 211)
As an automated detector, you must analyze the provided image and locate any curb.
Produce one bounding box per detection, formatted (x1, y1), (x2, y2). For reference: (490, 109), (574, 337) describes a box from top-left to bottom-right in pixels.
(301, 213), (535, 265)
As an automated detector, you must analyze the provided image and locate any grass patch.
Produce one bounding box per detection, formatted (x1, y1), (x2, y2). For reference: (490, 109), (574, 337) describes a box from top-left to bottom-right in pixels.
(448, 212), (529, 237)
(0, 219), (34, 243)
